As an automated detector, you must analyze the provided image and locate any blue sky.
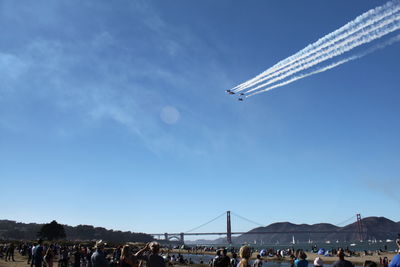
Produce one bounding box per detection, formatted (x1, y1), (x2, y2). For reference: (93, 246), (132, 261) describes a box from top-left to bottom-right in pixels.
(1, 0), (400, 238)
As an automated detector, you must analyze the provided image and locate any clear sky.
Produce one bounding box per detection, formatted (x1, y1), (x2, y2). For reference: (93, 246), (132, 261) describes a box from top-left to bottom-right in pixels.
(1, 0), (400, 239)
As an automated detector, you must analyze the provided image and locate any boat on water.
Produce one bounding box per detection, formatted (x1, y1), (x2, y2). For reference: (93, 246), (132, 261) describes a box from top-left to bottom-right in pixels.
(350, 243), (356, 246)
(325, 240), (331, 244)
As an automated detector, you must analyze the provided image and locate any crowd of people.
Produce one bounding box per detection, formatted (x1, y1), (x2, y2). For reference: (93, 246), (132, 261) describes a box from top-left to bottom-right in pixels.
(0, 239), (399, 267)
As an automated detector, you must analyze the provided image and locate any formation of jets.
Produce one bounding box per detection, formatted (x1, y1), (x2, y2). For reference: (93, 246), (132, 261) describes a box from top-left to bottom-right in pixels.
(225, 90), (245, 101)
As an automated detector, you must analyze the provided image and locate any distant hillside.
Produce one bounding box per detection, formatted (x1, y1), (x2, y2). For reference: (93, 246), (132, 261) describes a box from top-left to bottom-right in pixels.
(0, 220), (153, 243)
(196, 216), (400, 245)
(233, 216), (400, 244)
(234, 222), (340, 244)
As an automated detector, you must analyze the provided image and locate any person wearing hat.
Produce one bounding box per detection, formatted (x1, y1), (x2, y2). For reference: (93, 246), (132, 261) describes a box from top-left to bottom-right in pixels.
(135, 242), (165, 267)
(314, 257), (323, 267)
(91, 240), (109, 267)
(389, 239), (400, 267)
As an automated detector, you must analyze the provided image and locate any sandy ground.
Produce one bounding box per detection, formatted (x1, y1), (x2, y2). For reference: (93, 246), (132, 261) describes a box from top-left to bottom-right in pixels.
(0, 254), (29, 267)
(165, 249), (398, 266)
(1, 251), (398, 267)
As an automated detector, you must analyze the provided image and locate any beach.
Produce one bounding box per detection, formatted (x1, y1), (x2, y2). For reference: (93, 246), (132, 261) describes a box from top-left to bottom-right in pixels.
(164, 249), (398, 266)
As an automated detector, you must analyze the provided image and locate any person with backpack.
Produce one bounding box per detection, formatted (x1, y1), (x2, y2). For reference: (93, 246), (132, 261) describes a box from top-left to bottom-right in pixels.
(230, 253), (239, 267)
(212, 250), (222, 267)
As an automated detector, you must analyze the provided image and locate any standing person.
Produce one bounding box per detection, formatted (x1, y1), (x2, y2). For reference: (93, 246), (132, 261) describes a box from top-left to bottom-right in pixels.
(230, 253), (239, 267)
(389, 239), (400, 267)
(6, 243), (16, 262)
(34, 240), (45, 267)
(91, 241), (109, 267)
(332, 249), (354, 267)
(74, 246), (82, 267)
(294, 251), (308, 267)
(86, 247), (93, 267)
(238, 246), (251, 267)
(135, 242), (165, 267)
(28, 244), (33, 264)
(44, 245), (55, 267)
(212, 250), (222, 267)
(219, 249), (230, 267)
(120, 245), (138, 267)
(60, 247), (69, 267)
(253, 255), (263, 267)
(31, 243), (38, 267)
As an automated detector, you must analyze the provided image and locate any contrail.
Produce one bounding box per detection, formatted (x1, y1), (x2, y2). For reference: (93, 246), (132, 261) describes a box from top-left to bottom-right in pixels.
(241, 11), (400, 94)
(239, 11), (400, 94)
(229, 0), (400, 97)
(232, 0), (400, 92)
(245, 33), (400, 98)
(244, 15), (400, 95)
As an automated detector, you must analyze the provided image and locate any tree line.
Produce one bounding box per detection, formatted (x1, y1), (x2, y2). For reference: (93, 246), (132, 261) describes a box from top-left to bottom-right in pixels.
(0, 220), (153, 242)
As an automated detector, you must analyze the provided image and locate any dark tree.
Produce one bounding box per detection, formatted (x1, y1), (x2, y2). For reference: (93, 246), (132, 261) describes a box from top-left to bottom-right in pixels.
(37, 220), (66, 241)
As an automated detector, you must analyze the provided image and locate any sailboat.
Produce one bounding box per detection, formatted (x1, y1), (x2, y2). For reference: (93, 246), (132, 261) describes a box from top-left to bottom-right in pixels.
(291, 235), (295, 244)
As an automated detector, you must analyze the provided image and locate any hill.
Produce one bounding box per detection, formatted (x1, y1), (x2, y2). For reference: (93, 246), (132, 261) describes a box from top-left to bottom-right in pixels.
(232, 216), (400, 244)
(0, 219), (153, 243)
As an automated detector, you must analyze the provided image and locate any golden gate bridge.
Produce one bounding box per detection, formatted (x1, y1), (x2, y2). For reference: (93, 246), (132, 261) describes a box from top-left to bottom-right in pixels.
(150, 211), (370, 244)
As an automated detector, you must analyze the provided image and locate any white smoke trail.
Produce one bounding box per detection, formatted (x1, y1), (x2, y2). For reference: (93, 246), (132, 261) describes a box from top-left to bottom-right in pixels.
(239, 11), (400, 94)
(245, 33), (400, 98)
(244, 15), (400, 94)
(231, 0), (400, 92)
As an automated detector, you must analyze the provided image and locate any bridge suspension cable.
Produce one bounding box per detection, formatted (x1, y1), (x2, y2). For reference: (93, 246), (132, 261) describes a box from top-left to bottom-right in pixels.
(184, 211), (227, 233)
(334, 215), (357, 227)
(231, 211), (265, 227)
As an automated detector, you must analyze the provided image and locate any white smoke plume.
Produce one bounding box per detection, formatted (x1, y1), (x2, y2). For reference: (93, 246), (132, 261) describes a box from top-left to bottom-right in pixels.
(229, 0), (400, 98)
(242, 11), (400, 94)
(232, 0), (400, 92)
(246, 33), (400, 97)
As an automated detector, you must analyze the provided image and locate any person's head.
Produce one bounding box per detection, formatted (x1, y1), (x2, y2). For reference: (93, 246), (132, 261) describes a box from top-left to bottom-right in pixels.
(222, 249), (227, 256)
(363, 261), (377, 267)
(256, 255), (261, 259)
(396, 239), (400, 253)
(337, 248), (345, 260)
(149, 242), (160, 254)
(299, 251), (307, 260)
(239, 246), (251, 260)
(95, 240), (105, 251)
(314, 257), (323, 267)
(121, 245), (131, 259)
(232, 253), (237, 259)
(38, 239), (43, 245)
(295, 249), (301, 258)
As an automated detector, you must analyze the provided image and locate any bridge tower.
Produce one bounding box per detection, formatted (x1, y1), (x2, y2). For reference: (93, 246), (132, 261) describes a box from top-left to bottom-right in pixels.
(180, 232), (184, 244)
(227, 211), (232, 244)
(356, 213), (365, 241)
